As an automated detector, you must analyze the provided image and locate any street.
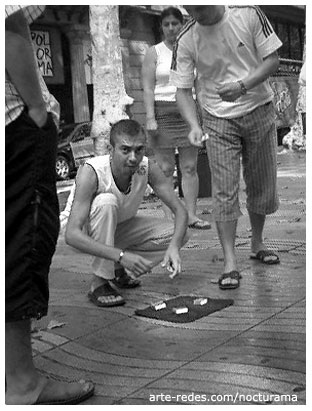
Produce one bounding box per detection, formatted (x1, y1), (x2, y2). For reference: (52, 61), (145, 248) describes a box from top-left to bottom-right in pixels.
(32, 149), (306, 405)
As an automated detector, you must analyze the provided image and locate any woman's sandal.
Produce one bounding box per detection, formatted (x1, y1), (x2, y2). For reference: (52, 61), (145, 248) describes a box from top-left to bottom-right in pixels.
(218, 270), (240, 290)
(88, 282), (125, 307)
(111, 268), (141, 289)
(188, 219), (211, 230)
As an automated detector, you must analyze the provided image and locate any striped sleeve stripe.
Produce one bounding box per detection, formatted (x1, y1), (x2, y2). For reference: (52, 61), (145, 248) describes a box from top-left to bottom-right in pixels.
(5, 5), (45, 23)
(5, 5), (22, 18)
(22, 6), (45, 24)
(254, 6), (273, 38)
(229, 6), (273, 38)
(171, 18), (196, 71)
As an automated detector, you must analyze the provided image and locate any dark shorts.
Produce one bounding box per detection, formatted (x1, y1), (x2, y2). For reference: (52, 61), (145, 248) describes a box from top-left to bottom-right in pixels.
(6, 110), (60, 322)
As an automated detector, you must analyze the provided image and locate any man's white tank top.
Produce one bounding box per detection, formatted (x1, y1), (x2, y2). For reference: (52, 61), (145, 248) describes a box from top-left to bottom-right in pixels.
(60, 155), (149, 227)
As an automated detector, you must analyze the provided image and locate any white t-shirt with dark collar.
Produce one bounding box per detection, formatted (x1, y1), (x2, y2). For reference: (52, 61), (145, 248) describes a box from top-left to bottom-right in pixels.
(170, 6), (282, 118)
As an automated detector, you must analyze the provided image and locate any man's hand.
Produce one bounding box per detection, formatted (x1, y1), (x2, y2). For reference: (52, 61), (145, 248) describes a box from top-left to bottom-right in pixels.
(188, 126), (204, 147)
(161, 245), (182, 279)
(120, 251), (154, 277)
(216, 82), (242, 102)
(28, 105), (48, 128)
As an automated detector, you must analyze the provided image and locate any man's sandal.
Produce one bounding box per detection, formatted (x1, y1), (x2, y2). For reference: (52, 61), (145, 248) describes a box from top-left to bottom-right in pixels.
(250, 250), (280, 265)
(88, 282), (125, 307)
(111, 268), (141, 289)
(188, 219), (211, 230)
(218, 270), (240, 290)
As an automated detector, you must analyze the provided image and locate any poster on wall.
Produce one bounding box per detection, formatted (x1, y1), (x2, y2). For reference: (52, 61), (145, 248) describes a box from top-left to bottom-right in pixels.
(31, 30), (53, 77)
(270, 60), (302, 129)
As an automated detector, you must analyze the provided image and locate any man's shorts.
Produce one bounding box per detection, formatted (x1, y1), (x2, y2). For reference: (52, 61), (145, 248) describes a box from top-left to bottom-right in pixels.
(6, 110), (60, 322)
(202, 102), (279, 222)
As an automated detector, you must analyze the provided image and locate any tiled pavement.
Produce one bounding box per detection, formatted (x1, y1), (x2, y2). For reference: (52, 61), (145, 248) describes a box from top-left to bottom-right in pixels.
(31, 150), (306, 405)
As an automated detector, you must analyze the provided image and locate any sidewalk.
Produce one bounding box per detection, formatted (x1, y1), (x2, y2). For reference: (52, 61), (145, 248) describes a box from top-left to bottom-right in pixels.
(32, 150), (306, 405)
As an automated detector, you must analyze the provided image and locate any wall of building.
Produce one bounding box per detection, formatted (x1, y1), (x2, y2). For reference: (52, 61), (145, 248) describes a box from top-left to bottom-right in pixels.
(120, 9), (159, 125)
(29, 5), (305, 128)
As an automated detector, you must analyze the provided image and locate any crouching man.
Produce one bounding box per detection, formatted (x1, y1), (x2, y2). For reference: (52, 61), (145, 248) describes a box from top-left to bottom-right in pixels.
(65, 119), (189, 307)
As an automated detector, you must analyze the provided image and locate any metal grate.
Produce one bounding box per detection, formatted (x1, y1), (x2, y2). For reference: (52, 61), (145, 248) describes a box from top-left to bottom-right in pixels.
(183, 239), (306, 256)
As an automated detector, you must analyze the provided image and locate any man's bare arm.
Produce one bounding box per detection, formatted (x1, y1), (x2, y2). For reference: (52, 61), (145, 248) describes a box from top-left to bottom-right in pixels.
(5, 10), (47, 127)
(217, 52), (280, 102)
(176, 88), (203, 147)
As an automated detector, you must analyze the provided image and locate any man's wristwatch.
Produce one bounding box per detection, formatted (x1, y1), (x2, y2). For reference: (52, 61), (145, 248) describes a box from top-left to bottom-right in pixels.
(238, 80), (247, 95)
(117, 250), (125, 264)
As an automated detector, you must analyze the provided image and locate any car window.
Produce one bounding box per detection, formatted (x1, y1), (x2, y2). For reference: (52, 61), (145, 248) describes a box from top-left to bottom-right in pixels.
(58, 124), (77, 142)
(71, 123), (92, 143)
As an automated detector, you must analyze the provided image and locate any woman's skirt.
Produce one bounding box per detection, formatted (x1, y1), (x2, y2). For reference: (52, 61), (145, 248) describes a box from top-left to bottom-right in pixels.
(148, 100), (192, 150)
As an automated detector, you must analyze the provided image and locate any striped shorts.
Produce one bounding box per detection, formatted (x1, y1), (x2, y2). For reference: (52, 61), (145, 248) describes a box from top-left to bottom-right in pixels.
(202, 102), (279, 222)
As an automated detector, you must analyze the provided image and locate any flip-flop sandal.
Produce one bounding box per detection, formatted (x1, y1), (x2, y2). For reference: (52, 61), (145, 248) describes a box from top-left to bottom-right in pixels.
(111, 269), (141, 289)
(35, 380), (95, 405)
(88, 282), (125, 307)
(218, 270), (240, 290)
(250, 250), (280, 265)
(188, 219), (211, 230)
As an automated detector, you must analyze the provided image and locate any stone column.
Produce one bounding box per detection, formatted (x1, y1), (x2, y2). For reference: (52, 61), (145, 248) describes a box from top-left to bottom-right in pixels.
(64, 26), (90, 122)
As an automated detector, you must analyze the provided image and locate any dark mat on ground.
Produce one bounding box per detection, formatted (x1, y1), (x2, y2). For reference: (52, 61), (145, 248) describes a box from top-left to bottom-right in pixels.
(135, 295), (234, 323)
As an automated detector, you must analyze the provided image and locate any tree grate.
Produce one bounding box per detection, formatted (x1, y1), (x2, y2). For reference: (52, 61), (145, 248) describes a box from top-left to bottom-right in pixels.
(183, 239), (305, 256)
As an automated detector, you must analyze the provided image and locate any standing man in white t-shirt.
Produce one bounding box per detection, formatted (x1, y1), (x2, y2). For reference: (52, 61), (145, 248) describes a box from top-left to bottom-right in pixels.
(171, 6), (282, 289)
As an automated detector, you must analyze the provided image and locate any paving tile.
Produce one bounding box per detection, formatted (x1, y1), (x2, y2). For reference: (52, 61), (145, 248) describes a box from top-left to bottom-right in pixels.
(37, 306), (126, 340)
(60, 341), (185, 369)
(75, 317), (237, 361)
(38, 151), (306, 405)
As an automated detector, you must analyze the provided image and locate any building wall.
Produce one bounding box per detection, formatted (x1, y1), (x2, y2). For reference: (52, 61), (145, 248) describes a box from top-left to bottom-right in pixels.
(29, 6), (305, 127)
(121, 10), (159, 125)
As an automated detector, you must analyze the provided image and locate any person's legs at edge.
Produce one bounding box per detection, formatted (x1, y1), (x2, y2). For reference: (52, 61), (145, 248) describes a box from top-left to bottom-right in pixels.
(154, 148), (176, 219)
(6, 320), (92, 404)
(5, 114), (93, 404)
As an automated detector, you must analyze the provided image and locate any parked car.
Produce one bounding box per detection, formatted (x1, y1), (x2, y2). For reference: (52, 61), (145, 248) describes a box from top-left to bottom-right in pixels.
(56, 121), (94, 180)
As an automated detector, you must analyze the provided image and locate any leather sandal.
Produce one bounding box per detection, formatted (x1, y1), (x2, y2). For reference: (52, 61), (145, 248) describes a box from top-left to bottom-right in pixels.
(88, 282), (125, 307)
(111, 268), (141, 289)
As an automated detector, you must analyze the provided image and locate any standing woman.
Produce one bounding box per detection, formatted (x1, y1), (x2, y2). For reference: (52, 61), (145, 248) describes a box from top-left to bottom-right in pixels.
(142, 7), (210, 229)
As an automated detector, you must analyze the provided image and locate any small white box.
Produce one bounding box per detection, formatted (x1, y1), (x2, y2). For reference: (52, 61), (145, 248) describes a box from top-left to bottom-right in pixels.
(172, 307), (188, 314)
(152, 302), (166, 311)
(193, 298), (208, 306)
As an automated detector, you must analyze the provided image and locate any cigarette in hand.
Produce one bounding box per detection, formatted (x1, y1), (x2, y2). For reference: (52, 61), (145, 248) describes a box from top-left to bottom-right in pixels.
(167, 263), (178, 279)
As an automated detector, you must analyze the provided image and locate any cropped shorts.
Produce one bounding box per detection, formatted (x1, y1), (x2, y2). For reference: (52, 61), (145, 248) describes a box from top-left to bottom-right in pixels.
(6, 110), (59, 322)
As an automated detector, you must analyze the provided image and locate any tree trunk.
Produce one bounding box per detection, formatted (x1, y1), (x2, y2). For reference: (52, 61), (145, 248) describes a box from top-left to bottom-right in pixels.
(89, 5), (133, 155)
